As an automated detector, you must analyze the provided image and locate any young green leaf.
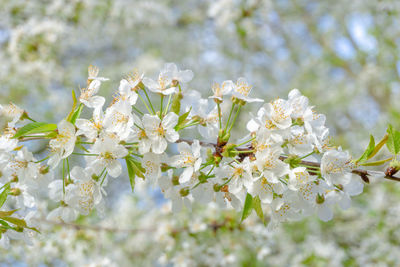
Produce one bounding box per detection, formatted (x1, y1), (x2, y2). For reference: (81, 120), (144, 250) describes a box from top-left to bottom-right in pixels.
(0, 209), (18, 218)
(386, 124), (400, 155)
(13, 122), (57, 139)
(0, 184), (11, 208)
(356, 135), (375, 163)
(252, 196), (265, 224)
(2, 216), (27, 228)
(240, 193), (253, 222)
(70, 103), (84, 124)
(174, 108), (192, 131)
(125, 157), (136, 192)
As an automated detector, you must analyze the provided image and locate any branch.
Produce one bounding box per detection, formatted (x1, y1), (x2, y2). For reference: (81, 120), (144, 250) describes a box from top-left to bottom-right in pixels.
(177, 138), (400, 183)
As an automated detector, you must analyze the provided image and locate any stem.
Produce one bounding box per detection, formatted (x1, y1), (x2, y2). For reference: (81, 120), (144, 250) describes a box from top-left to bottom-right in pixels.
(224, 103), (236, 132)
(138, 94), (153, 114)
(132, 106), (144, 116)
(143, 88), (156, 114)
(134, 123), (144, 131)
(217, 102), (222, 129)
(235, 150), (254, 154)
(164, 94), (173, 115)
(236, 136), (256, 147)
(299, 151), (315, 160)
(100, 171), (108, 186)
(160, 94), (164, 118)
(35, 156), (49, 163)
(180, 121), (200, 130)
(66, 157), (71, 182)
(72, 153), (99, 156)
(360, 157), (393, 166)
(227, 105), (242, 134)
(62, 159), (65, 195)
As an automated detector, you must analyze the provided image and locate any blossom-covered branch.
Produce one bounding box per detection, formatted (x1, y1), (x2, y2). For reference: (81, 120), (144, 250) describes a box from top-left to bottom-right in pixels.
(1, 63), (399, 248)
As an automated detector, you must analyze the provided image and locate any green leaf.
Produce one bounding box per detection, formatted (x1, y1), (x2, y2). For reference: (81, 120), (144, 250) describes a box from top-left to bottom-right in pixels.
(0, 219), (14, 230)
(0, 184), (10, 208)
(0, 209), (18, 218)
(125, 158), (136, 192)
(2, 217), (27, 228)
(174, 108), (192, 131)
(171, 92), (183, 115)
(386, 124), (400, 155)
(66, 90), (78, 122)
(240, 193), (253, 222)
(356, 135), (375, 163)
(252, 196), (265, 224)
(13, 122), (57, 139)
(70, 103), (84, 124)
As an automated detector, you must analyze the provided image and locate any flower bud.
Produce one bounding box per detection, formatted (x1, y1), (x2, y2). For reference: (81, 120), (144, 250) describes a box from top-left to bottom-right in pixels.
(172, 175), (180, 186)
(316, 193), (325, 204)
(179, 187), (190, 197)
(39, 165), (50, 175)
(213, 183), (222, 192)
(10, 188), (22, 196)
(92, 174), (100, 182)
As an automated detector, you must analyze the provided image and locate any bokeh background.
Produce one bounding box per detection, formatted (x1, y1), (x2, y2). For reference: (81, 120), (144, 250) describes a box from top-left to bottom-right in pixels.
(1, 0), (400, 266)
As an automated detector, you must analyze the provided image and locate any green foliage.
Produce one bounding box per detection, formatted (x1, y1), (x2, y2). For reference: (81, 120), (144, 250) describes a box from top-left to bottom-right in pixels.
(125, 156), (146, 192)
(174, 108), (192, 131)
(0, 183), (11, 208)
(12, 122), (57, 139)
(386, 124), (400, 155)
(252, 196), (265, 224)
(241, 193), (253, 222)
(356, 135), (375, 163)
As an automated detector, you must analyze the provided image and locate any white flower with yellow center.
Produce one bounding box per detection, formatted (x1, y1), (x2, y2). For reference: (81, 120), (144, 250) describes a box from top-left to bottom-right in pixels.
(321, 149), (353, 186)
(143, 112), (179, 154)
(170, 140), (202, 183)
(103, 100), (134, 140)
(209, 80), (234, 102)
(231, 77), (263, 103)
(75, 106), (104, 142)
(0, 103), (24, 127)
(217, 158), (253, 194)
(87, 135), (128, 178)
(142, 152), (162, 184)
(48, 120), (76, 168)
(79, 80), (106, 109)
(262, 99), (292, 130)
(118, 78), (139, 105)
(287, 167), (314, 191)
(143, 71), (175, 96)
(65, 166), (102, 215)
(163, 63), (194, 85)
(249, 176), (285, 204)
(126, 113), (152, 154)
(0, 127), (18, 152)
(254, 147), (289, 183)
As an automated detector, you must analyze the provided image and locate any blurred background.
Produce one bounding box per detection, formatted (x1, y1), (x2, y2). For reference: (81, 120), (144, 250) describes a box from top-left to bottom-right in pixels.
(1, 0), (400, 266)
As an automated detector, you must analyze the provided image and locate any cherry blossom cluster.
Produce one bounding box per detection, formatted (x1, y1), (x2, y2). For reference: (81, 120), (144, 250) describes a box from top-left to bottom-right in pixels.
(0, 63), (379, 247)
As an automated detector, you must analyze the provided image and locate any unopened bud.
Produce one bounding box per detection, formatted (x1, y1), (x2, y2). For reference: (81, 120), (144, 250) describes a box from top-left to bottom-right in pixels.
(213, 183), (222, 192)
(172, 175), (180, 186)
(293, 118), (304, 126)
(316, 193), (325, 204)
(336, 184), (344, 191)
(92, 174), (100, 182)
(39, 165), (50, 175)
(10, 188), (22, 196)
(179, 187), (190, 197)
